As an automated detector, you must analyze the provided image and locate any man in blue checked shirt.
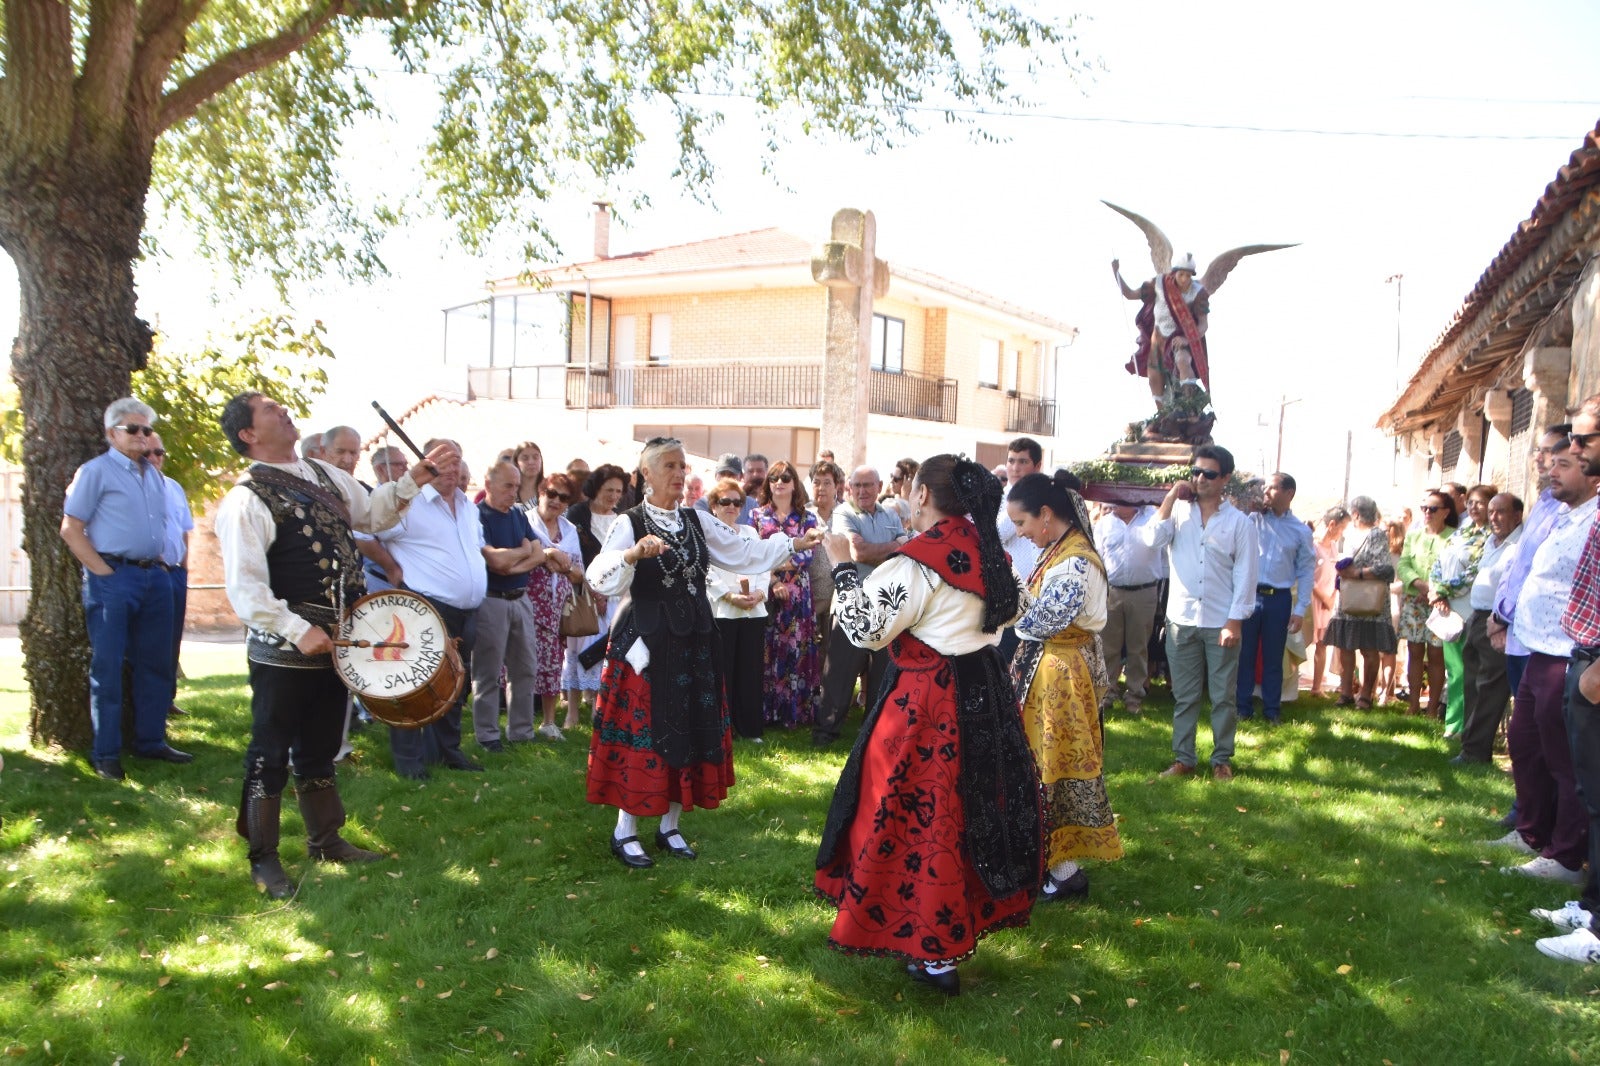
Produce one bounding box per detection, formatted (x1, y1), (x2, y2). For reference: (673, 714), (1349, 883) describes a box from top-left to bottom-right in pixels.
(59, 397), (186, 781)
(1237, 472), (1315, 723)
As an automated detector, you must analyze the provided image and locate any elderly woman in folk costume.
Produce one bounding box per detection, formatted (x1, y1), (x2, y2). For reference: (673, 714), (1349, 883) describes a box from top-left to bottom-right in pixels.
(1006, 471), (1124, 902)
(584, 438), (824, 869)
(814, 455), (1042, 997)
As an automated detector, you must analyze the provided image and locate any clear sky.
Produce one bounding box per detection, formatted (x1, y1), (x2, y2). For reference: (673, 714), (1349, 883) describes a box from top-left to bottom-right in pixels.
(4, 0), (1599, 511)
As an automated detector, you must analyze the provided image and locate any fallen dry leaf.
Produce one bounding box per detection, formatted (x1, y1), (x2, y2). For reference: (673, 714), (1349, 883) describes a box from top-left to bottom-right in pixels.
(1051, 1038), (1063, 1050)
(1125, 998), (1139, 1008)
(157, 976), (172, 988)
(577, 993), (595, 1001)
(485, 948), (500, 960)
(436, 990), (452, 999)
(262, 981), (286, 991)
(1336, 964), (1353, 975)
(345, 993), (358, 1005)
(1280, 1051), (1290, 1065)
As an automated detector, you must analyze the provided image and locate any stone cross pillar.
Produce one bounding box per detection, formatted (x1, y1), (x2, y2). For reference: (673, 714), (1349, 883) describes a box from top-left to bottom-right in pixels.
(812, 209), (890, 471)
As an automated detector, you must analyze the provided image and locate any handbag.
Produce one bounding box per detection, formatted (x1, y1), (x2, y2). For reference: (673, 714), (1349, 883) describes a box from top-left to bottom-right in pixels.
(559, 584), (601, 638)
(1338, 576), (1387, 618)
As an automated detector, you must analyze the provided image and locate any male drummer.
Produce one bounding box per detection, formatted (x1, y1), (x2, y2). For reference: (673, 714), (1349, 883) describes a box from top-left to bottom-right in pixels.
(215, 391), (458, 899)
(358, 438), (488, 779)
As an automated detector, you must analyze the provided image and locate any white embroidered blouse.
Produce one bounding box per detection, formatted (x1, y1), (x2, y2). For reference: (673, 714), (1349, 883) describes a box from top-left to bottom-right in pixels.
(832, 553), (1022, 657)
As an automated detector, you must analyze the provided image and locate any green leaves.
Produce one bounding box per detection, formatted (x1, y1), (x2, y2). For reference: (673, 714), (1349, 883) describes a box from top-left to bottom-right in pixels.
(132, 316), (335, 503)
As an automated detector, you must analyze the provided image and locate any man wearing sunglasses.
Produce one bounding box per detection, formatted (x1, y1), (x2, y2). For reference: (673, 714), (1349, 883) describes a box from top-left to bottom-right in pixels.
(61, 397), (183, 781)
(1140, 444), (1258, 781)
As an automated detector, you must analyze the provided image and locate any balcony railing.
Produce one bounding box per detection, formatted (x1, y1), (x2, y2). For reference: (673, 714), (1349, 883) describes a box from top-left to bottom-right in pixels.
(1006, 390), (1056, 436)
(565, 361), (824, 410)
(467, 365), (569, 402)
(869, 368), (958, 424)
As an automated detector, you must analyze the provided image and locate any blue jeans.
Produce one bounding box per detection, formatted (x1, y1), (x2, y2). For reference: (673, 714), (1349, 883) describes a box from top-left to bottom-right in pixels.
(83, 563), (174, 760)
(1167, 622), (1240, 767)
(1237, 587), (1293, 719)
(167, 566), (188, 687)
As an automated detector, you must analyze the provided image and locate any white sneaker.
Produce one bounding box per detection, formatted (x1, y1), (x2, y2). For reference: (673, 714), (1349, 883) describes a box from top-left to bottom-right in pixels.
(1531, 900), (1597, 931)
(1535, 927), (1600, 964)
(1483, 830), (1537, 856)
(1502, 856), (1585, 884)
(537, 723), (566, 742)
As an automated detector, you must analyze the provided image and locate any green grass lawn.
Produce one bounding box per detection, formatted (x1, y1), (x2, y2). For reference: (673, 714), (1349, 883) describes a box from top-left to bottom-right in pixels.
(3, 647), (1599, 1065)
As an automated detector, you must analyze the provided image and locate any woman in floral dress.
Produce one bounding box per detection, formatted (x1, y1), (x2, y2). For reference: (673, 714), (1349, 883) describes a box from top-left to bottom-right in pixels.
(751, 460), (820, 728)
(1397, 490), (1458, 716)
(525, 473), (584, 740)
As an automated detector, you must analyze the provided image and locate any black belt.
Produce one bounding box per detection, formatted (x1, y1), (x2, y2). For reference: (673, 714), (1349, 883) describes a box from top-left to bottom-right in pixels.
(1573, 644), (1600, 662)
(101, 553), (161, 569)
(1111, 580), (1159, 592)
(1257, 585), (1290, 595)
(485, 588), (526, 601)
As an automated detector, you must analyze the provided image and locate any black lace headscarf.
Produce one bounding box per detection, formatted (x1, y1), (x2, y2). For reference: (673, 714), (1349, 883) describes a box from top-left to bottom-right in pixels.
(917, 453), (1018, 633)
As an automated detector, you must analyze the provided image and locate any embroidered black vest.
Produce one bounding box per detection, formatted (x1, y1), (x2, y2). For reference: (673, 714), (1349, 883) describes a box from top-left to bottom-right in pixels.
(242, 462), (364, 667)
(624, 506), (714, 637)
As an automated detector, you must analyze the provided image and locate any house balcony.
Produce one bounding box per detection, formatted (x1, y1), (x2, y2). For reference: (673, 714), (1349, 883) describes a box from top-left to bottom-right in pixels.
(541, 361), (958, 423)
(1006, 390), (1056, 436)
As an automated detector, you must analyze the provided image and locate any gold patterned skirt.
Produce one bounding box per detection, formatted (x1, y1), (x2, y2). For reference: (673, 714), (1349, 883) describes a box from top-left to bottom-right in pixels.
(1015, 633), (1124, 866)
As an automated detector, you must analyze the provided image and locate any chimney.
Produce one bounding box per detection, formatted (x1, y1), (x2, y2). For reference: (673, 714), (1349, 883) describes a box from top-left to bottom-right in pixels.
(593, 200), (611, 260)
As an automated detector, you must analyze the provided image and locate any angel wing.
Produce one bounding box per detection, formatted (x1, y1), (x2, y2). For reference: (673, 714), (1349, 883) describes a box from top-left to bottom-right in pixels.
(1102, 201), (1172, 276)
(1200, 244), (1299, 295)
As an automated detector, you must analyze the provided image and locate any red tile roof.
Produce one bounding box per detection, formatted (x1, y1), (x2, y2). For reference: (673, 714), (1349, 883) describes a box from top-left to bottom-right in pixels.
(1382, 120), (1600, 430)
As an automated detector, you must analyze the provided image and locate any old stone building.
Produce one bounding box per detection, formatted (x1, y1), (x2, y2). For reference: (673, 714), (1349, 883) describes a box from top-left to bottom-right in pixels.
(1380, 121), (1600, 497)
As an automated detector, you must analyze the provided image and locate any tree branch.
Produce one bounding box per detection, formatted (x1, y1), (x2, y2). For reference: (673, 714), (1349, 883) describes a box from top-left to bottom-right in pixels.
(0, 0), (77, 156)
(75, 0), (142, 146)
(156, 1), (348, 136)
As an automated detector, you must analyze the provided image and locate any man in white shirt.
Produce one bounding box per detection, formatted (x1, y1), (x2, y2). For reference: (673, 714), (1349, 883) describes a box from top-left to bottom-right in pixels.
(995, 437), (1043, 665)
(215, 391), (456, 898)
(1496, 451), (1599, 884)
(364, 438), (489, 779)
(1455, 493), (1524, 765)
(1093, 503), (1166, 716)
(1141, 444), (1258, 780)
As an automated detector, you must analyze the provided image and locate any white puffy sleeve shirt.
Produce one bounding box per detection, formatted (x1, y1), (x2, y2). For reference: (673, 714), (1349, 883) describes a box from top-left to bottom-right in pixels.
(215, 458), (420, 646)
(831, 554), (1018, 657)
(1016, 554), (1107, 642)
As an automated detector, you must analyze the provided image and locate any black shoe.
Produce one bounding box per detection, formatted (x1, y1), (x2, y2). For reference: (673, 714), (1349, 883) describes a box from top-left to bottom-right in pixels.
(1450, 753), (1490, 766)
(1499, 807), (1519, 829)
(440, 751), (485, 772)
(395, 764), (429, 781)
(480, 739), (504, 753)
(906, 963), (960, 996)
(168, 703), (189, 717)
(655, 828), (697, 860)
(610, 834), (655, 869)
(135, 744), (194, 764)
(1039, 868), (1090, 902)
(250, 859), (294, 900)
(92, 758), (126, 781)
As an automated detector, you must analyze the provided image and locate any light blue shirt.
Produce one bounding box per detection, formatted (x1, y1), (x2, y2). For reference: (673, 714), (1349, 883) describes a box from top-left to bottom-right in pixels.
(1495, 489), (1563, 658)
(63, 449), (167, 560)
(1253, 508), (1316, 611)
(161, 475), (194, 567)
(832, 501), (905, 581)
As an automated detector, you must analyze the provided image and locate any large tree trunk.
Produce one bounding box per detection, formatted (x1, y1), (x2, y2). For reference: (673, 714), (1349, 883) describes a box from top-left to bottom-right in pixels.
(1, 157), (154, 751)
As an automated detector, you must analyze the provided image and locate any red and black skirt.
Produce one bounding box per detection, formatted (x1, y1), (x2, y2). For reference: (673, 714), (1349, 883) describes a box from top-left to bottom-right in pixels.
(814, 632), (1042, 966)
(585, 626), (735, 817)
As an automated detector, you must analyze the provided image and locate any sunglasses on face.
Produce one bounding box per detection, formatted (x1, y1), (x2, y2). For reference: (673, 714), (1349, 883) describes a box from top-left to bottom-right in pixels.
(770, 473), (794, 484)
(544, 491), (570, 502)
(114, 424), (155, 436)
(1570, 431), (1600, 449)
(713, 497), (742, 508)
(890, 474), (905, 483)
(150, 449), (167, 457)
(1189, 467), (1223, 481)
(1419, 505), (1442, 514)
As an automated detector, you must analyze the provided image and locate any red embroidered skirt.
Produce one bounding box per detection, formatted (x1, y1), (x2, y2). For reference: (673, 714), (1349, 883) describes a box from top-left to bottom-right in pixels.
(585, 655), (736, 817)
(814, 640), (1034, 966)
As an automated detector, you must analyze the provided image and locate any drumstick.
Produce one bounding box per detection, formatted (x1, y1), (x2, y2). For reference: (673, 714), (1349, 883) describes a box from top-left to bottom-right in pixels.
(371, 401), (438, 474)
(333, 639), (410, 649)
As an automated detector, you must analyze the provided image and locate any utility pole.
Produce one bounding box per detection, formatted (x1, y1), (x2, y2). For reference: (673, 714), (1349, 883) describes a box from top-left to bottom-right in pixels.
(1386, 274), (1404, 487)
(1275, 395), (1302, 472)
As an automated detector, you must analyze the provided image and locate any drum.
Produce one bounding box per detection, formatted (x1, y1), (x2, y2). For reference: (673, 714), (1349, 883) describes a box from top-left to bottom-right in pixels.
(334, 589), (465, 729)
